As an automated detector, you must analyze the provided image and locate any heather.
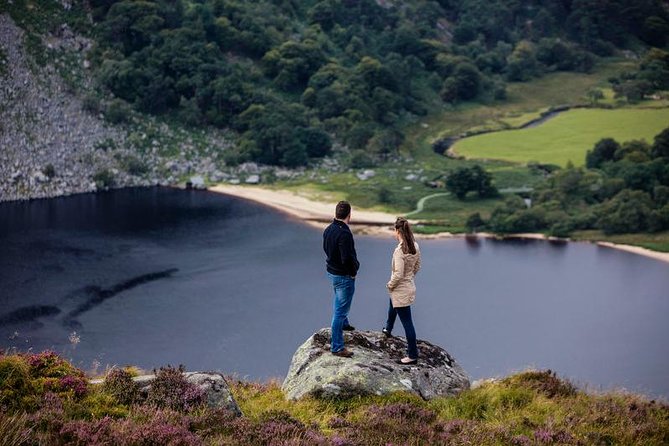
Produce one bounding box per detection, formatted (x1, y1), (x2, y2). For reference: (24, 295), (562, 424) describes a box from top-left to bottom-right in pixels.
(1, 352), (668, 445)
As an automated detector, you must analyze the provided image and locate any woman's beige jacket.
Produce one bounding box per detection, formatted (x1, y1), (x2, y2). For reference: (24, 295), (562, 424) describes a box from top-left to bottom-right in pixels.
(386, 242), (421, 308)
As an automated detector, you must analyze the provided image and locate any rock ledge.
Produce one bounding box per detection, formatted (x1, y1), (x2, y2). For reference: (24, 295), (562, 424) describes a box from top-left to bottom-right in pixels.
(282, 328), (470, 400)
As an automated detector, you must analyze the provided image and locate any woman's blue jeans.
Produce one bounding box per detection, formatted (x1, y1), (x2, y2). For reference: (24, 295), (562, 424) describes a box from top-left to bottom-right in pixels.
(327, 272), (355, 352)
(385, 299), (418, 359)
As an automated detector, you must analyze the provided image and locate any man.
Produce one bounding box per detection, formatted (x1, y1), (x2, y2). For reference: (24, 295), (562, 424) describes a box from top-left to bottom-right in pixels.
(323, 201), (360, 358)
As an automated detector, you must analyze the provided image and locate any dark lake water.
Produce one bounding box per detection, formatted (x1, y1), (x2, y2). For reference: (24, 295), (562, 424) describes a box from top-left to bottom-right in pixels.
(1, 188), (668, 398)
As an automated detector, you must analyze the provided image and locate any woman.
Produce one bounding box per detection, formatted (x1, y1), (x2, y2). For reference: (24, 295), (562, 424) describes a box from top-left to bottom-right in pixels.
(384, 217), (421, 364)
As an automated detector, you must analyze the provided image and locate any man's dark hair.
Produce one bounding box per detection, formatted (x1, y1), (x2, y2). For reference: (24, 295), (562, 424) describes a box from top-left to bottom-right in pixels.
(335, 201), (351, 220)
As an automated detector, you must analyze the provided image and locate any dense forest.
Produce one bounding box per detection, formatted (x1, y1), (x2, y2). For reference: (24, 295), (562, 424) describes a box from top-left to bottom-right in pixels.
(87, 0), (669, 166)
(467, 127), (669, 235)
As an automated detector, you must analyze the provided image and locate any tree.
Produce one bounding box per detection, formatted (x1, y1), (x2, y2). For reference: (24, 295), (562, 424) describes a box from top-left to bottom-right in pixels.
(597, 190), (653, 234)
(641, 16), (669, 47)
(263, 39), (326, 90)
(446, 167), (474, 199)
(440, 62), (481, 102)
(470, 165), (498, 197)
(586, 88), (604, 105)
(465, 212), (485, 232)
(652, 128), (669, 159)
(446, 165), (496, 199)
(297, 127), (332, 158)
(102, 1), (165, 55)
(586, 138), (620, 169)
(506, 41), (538, 82)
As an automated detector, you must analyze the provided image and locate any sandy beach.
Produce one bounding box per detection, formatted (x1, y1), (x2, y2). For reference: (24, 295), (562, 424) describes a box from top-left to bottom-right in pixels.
(210, 184), (399, 236)
(210, 184), (669, 264)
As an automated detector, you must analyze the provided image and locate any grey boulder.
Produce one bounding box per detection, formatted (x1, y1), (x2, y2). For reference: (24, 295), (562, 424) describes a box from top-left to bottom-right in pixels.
(282, 328), (470, 400)
(98, 371), (241, 415)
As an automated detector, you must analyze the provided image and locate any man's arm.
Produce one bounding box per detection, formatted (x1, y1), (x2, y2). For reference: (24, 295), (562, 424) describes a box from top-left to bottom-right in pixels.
(338, 232), (359, 277)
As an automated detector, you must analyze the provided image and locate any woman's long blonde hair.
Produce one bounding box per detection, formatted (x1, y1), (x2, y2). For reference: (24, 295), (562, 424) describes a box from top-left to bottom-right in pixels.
(395, 217), (416, 254)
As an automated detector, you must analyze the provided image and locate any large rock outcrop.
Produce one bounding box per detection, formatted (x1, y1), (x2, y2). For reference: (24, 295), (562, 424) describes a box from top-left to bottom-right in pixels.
(282, 328), (470, 400)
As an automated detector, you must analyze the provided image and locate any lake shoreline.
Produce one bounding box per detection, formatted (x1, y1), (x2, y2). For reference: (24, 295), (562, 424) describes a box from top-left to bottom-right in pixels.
(210, 184), (669, 264)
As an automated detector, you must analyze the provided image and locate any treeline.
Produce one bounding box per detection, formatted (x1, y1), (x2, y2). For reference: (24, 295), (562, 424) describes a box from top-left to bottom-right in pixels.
(89, 0), (669, 166)
(469, 128), (669, 235)
(609, 48), (669, 102)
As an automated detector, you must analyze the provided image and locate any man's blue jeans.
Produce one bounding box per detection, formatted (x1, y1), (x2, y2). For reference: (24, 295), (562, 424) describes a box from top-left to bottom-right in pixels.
(327, 272), (355, 352)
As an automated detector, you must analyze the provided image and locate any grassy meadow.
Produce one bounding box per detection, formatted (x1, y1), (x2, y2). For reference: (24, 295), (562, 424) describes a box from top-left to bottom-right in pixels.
(451, 108), (669, 167)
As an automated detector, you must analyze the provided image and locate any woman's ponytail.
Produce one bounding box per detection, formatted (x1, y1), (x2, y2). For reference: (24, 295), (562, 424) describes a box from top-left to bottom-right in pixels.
(395, 217), (416, 254)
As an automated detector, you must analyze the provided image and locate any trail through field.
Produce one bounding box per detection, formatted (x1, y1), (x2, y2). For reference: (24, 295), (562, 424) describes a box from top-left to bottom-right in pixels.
(405, 192), (450, 217)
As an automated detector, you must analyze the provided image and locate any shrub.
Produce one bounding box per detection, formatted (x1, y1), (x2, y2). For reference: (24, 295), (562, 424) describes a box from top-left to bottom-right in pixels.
(0, 355), (34, 412)
(104, 99), (132, 124)
(146, 366), (206, 412)
(82, 94), (101, 114)
(60, 408), (202, 446)
(597, 189), (653, 234)
(28, 351), (88, 400)
(503, 370), (576, 398)
(377, 186), (393, 204)
(466, 212), (486, 232)
(102, 369), (140, 406)
(93, 169), (115, 189)
(117, 154), (148, 176)
(42, 164), (56, 178)
(348, 150), (376, 169)
(339, 403), (443, 444)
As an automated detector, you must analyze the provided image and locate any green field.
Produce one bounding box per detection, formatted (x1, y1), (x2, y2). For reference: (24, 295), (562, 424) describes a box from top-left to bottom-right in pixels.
(451, 108), (669, 167)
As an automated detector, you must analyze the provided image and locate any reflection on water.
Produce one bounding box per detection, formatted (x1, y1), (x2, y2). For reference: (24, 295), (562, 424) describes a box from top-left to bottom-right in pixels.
(1, 187), (668, 399)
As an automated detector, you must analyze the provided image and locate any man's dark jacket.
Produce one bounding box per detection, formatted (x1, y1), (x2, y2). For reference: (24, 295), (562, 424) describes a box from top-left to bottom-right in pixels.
(323, 219), (360, 277)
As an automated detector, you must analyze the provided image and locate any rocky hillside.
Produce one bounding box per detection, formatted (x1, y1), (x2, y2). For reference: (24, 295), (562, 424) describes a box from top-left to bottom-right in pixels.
(0, 4), (233, 202)
(0, 13), (126, 201)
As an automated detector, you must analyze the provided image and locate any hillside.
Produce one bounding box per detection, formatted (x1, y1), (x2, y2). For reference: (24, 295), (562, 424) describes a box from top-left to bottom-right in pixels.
(1, 351), (668, 445)
(1, 0), (669, 249)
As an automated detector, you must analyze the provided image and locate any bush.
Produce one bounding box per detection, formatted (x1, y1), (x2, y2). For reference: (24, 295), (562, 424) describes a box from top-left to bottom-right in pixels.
(348, 150), (376, 169)
(0, 355), (34, 412)
(377, 186), (393, 204)
(446, 165), (498, 200)
(42, 164), (56, 179)
(465, 212), (486, 233)
(102, 369), (139, 406)
(146, 365), (205, 412)
(597, 190), (653, 234)
(27, 351), (88, 400)
(93, 169), (115, 189)
(586, 138), (620, 169)
(116, 154), (148, 176)
(60, 408), (202, 446)
(82, 94), (101, 114)
(503, 370), (577, 398)
(548, 220), (574, 238)
(103, 99), (132, 124)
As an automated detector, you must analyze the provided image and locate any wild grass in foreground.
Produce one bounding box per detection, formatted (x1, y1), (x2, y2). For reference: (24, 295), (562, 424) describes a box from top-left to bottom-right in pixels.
(1, 351), (668, 445)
